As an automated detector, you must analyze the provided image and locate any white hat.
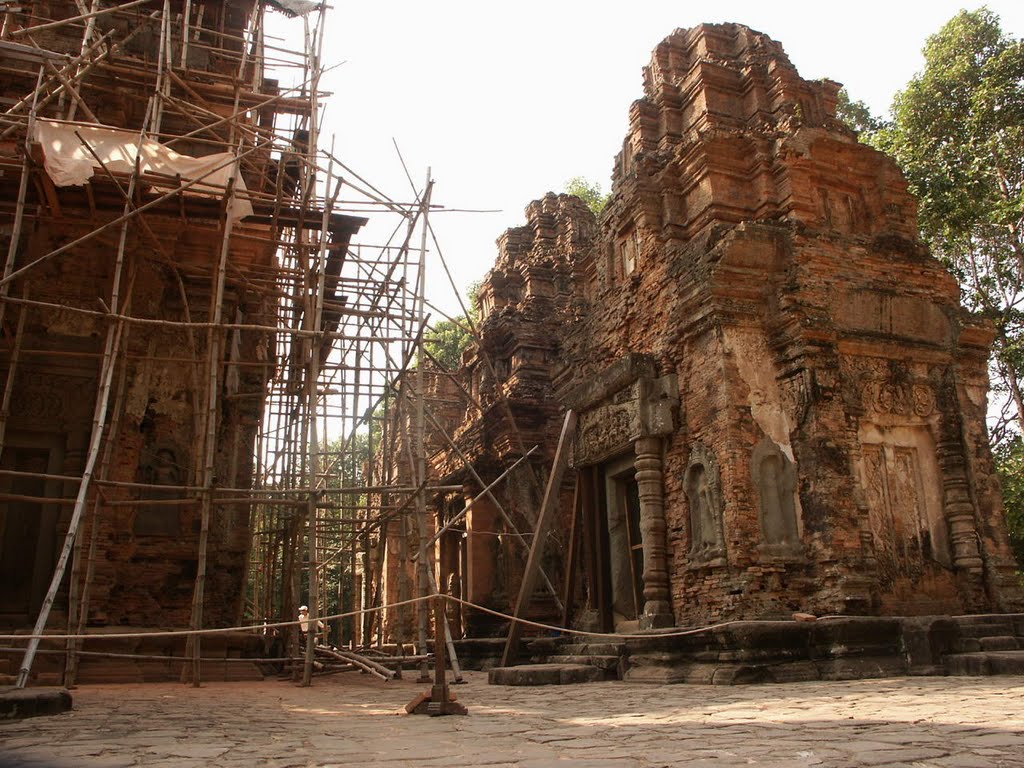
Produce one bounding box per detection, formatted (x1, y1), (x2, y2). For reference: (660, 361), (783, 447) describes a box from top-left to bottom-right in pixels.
(299, 605), (308, 611)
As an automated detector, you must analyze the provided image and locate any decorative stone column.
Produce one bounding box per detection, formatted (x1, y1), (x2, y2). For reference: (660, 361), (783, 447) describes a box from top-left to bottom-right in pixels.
(935, 438), (984, 573)
(462, 481), (500, 635)
(634, 436), (674, 628)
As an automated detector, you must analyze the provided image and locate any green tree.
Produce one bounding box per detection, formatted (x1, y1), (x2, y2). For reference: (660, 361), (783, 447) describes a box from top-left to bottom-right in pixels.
(423, 318), (473, 370)
(993, 438), (1024, 566)
(565, 176), (610, 216)
(871, 8), (1024, 441)
(421, 280), (481, 371)
(834, 87), (883, 136)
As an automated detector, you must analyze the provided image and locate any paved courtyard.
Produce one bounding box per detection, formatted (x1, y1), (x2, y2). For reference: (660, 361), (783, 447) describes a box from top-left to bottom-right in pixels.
(1, 672), (1023, 767)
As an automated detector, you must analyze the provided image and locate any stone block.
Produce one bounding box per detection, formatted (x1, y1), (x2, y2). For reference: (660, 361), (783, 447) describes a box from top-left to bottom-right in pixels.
(978, 636), (1019, 652)
(0, 686), (73, 720)
(816, 656), (907, 681)
(956, 616), (1016, 637)
(946, 651), (1024, 676)
(900, 616), (958, 673)
(487, 663), (602, 686)
(809, 618), (902, 658)
(623, 661), (717, 685)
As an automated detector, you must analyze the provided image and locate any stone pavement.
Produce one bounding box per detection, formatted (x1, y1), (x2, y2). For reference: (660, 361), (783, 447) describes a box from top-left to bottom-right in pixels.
(1, 672), (1023, 767)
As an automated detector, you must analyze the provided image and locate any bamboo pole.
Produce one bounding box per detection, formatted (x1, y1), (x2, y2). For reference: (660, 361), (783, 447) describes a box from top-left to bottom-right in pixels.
(300, 142), (332, 688)
(64, 326), (132, 686)
(14, 88), (146, 685)
(413, 172), (433, 683)
(9, 0), (151, 38)
(184, 147), (241, 688)
(0, 66), (41, 336)
(0, 292), (28, 461)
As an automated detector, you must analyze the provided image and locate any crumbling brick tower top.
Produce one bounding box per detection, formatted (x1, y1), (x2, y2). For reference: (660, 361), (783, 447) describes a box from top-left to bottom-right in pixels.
(606, 22), (919, 244)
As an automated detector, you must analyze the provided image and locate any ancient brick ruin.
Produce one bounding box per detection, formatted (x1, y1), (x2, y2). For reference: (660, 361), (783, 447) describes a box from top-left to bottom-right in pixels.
(413, 22), (1023, 641)
(0, 0), (367, 685)
(3, 7), (1024, 696)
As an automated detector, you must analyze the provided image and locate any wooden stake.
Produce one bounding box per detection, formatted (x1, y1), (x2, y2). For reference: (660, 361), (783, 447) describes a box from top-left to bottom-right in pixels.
(500, 410), (577, 668)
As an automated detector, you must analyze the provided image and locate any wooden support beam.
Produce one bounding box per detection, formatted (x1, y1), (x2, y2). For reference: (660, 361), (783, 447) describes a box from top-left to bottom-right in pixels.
(561, 473), (582, 630)
(500, 410), (577, 668)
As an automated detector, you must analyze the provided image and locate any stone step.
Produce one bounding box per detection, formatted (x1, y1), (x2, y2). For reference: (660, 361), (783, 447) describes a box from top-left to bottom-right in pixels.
(558, 643), (626, 657)
(952, 635), (1022, 653)
(979, 635), (1021, 651)
(944, 651), (1024, 677)
(550, 654), (622, 676)
(955, 617), (1019, 638)
(0, 686), (72, 720)
(488, 663), (604, 686)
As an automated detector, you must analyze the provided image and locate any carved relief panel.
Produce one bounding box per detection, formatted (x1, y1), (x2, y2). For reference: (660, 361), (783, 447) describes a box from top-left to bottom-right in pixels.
(859, 425), (950, 583)
(684, 443), (725, 562)
(751, 439), (800, 553)
(133, 447), (186, 537)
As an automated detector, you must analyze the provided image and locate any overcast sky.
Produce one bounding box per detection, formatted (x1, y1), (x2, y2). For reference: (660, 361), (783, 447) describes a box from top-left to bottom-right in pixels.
(273, 1), (1024, 317)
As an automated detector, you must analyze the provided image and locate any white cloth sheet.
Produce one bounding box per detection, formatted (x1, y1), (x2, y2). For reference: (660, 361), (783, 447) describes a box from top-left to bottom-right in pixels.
(32, 119), (254, 221)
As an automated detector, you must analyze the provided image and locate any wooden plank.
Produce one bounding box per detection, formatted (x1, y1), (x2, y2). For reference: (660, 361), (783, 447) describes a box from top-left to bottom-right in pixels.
(593, 468), (612, 633)
(500, 410), (577, 668)
(560, 472), (582, 629)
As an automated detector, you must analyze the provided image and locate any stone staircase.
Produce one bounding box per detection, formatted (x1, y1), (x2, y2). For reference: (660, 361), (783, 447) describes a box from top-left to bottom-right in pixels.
(549, 641), (628, 680)
(488, 638), (628, 686)
(941, 614), (1024, 677)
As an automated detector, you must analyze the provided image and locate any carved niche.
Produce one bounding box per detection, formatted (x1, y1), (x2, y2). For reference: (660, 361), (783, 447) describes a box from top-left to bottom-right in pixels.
(751, 439), (800, 553)
(684, 443), (725, 561)
(133, 447), (185, 537)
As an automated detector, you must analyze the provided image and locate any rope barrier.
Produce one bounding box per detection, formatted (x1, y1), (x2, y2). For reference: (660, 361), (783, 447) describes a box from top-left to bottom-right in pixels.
(0, 593), (876, 645)
(0, 595), (435, 642)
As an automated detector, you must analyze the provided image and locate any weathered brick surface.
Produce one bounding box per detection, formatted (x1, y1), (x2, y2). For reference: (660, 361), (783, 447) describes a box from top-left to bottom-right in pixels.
(0, 0), (309, 634)
(422, 22), (1023, 635)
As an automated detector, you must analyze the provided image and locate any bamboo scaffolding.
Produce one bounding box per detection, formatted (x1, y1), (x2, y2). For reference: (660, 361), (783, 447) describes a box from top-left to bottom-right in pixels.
(14, 87), (145, 684)
(413, 172), (433, 683)
(0, 0), (512, 689)
(65, 323), (133, 687)
(8, 0), (152, 39)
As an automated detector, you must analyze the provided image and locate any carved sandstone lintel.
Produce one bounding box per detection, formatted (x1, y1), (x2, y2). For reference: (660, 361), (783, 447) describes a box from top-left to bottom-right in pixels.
(571, 371), (678, 467)
(859, 377), (936, 418)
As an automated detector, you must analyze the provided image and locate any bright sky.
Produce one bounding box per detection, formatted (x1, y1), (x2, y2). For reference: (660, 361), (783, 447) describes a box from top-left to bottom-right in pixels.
(284, 1), (1024, 316)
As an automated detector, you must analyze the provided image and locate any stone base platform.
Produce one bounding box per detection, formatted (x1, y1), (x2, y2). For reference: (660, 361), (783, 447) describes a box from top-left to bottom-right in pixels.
(0, 686), (72, 720)
(478, 613), (1024, 686)
(945, 650), (1024, 676)
(623, 613), (1024, 684)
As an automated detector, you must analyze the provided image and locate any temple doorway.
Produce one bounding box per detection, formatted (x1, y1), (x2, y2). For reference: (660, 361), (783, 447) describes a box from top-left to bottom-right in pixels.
(602, 455), (644, 629)
(437, 499), (467, 639)
(0, 433), (66, 623)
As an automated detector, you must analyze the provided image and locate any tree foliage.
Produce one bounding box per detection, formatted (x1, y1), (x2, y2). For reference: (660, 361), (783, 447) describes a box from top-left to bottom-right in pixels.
(871, 8), (1024, 445)
(868, 9), (1024, 566)
(423, 318), (473, 370)
(993, 438), (1024, 567)
(834, 87), (883, 136)
(564, 176), (611, 216)
(422, 280), (481, 371)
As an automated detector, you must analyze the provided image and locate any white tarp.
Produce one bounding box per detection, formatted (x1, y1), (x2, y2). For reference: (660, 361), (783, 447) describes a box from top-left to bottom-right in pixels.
(32, 120), (254, 220)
